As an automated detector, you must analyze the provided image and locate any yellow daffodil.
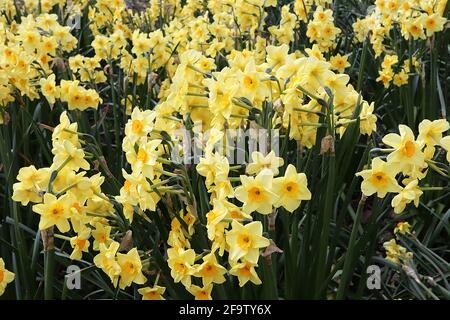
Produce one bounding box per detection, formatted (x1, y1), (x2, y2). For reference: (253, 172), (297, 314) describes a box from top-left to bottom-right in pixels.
(91, 222), (112, 251)
(32, 193), (71, 232)
(93, 241), (121, 286)
(69, 228), (91, 260)
(195, 252), (227, 285)
(117, 248), (147, 289)
(356, 157), (401, 198)
(383, 125), (425, 170)
(52, 111), (81, 148)
(408, 16), (427, 40)
(126, 138), (161, 177)
(182, 209), (197, 236)
(394, 221), (412, 235)
(383, 239), (412, 265)
(223, 199), (252, 221)
(229, 260), (261, 287)
(235, 169), (277, 214)
(418, 119), (449, 151)
(226, 220), (270, 264)
(138, 285), (166, 300)
(329, 54), (350, 73)
(196, 152), (230, 188)
(393, 71), (409, 87)
(124, 107), (157, 144)
(60, 192), (89, 232)
(206, 199), (228, 240)
(187, 283), (213, 300)
(266, 44), (290, 70)
(39, 74), (59, 105)
(359, 102), (377, 136)
(51, 140), (90, 172)
(440, 136), (450, 163)
(423, 13), (446, 37)
(0, 258), (15, 296)
(272, 164), (311, 212)
(211, 222), (228, 257)
(237, 58), (269, 102)
(12, 165), (47, 205)
(391, 179), (423, 214)
(167, 247), (196, 287)
(246, 151), (284, 176)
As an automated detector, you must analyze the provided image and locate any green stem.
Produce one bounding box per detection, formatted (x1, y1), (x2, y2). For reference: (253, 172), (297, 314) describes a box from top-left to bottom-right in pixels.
(336, 196), (366, 299)
(357, 38), (368, 93)
(44, 247), (55, 300)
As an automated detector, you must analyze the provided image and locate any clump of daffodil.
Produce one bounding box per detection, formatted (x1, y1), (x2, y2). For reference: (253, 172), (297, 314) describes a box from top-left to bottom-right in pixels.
(6, 0), (449, 301)
(15, 113), (113, 240)
(357, 121), (449, 215)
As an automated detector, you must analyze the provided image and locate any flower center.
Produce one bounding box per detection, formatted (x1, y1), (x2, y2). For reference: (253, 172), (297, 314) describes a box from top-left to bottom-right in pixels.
(243, 75), (256, 89)
(410, 25), (420, 34)
(402, 140), (415, 157)
(71, 202), (82, 214)
(230, 210), (242, 219)
(371, 172), (388, 187)
(124, 180), (132, 192)
(145, 291), (158, 299)
(207, 210), (217, 224)
(174, 262), (186, 274)
(201, 263), (217, 277)
(44, 83), (54, 92)
(237, 233), (252, 249)
(284, 181), (298, 195)
(124, 261), (135, 274)
(132, 119), (143, 134)
(240, 264), (252, 276)
(50, 203), (64, 217)
(248, 187), (264, 202)
(426, 19), (436, 29)
(196, 290), (209, 300)
(388, 2), (397, 10)
(137, 148), (148, 162)
(76, 238), (86, 249)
